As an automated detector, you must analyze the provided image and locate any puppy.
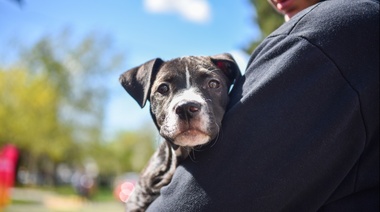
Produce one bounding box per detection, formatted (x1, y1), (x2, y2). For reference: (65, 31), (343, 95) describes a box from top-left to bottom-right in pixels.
(119, 53), (240, 211)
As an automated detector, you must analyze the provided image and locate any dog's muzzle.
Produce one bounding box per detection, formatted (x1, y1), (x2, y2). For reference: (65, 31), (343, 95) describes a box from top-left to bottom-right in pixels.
(175, 101), (202, 120)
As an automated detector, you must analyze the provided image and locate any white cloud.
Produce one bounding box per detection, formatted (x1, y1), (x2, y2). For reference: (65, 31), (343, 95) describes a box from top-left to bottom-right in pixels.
(144, 0), (211, 23)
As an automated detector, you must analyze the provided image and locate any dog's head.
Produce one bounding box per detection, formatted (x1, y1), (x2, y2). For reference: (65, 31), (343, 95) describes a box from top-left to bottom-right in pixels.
(120, 53), (241, 147)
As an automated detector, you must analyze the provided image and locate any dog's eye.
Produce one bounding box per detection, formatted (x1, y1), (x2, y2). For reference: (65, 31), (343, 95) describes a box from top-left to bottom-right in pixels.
(208, 80), (220, 89)
(157, 84), (169, 94)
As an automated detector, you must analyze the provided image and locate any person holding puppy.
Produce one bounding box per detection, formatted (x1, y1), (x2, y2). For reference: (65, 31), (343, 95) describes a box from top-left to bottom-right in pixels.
(147, 0), (379, 211)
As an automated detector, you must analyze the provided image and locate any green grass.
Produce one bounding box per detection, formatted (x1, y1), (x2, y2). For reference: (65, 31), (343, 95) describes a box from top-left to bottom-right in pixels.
(49, 185), (77, 195)
(13, 185), (116, 203)
(42, 185), (115, 202)
(92, 187), (115, 202)
(11, 199), (40, 205)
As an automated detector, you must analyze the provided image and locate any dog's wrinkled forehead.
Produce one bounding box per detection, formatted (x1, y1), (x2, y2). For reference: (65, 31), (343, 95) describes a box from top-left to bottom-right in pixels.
(155, 56), (214, 83)
(163, 56), (212, 72)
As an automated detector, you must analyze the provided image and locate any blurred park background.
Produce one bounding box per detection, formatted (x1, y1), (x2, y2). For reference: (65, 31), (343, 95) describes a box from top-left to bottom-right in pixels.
(0, 0), (283, 211)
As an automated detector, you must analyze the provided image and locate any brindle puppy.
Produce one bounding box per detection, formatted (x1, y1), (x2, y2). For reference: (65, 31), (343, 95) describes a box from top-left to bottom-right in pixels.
(119, 53), (240, 211)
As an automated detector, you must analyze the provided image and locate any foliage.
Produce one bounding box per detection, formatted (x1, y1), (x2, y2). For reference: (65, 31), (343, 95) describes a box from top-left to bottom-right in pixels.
(84, 128), (156, 176)
(0, 30), (155, 185)
(0, 68), (71, 160)
(109, 129), (157, 173)
(246, 0), (284, 53)
(18, 29), (124, 144)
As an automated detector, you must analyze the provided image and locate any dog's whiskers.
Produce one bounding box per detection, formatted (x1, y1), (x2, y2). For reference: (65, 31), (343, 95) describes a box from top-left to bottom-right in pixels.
(209, 122), (221, 148)
(186, 147), (198, 162)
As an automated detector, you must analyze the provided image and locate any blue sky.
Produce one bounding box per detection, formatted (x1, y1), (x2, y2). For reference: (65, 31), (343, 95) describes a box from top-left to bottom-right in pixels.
(1, 0), (260, 137)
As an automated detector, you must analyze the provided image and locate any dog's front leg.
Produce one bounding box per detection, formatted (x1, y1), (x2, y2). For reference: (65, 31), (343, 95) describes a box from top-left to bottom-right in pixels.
(125, 141), (189, 211)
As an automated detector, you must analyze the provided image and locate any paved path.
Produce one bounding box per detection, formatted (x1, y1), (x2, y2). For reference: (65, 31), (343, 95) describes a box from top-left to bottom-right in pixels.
(2, 188), (124, 212)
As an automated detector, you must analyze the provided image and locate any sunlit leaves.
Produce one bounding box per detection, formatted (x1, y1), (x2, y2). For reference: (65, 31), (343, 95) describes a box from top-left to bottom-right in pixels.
(0, 68), (65, 159)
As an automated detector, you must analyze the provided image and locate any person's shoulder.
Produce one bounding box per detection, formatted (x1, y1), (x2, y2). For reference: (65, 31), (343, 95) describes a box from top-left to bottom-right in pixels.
(249, 0), (378, 75)
(270, 0), (379, 39)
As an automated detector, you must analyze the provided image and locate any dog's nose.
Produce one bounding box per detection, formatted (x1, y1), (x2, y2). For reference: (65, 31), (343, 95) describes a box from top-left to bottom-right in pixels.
(175, 102), (202, 120)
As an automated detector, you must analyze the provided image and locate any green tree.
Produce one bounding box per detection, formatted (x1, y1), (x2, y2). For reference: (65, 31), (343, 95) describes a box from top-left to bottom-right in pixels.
(0, 68), (68, 158)
(19, 29), (124, 144)
(0, 67), (76, 184)
(76, 127), (156, 179)
(246, 0), (284, 53)
(0, 29), (124, 185)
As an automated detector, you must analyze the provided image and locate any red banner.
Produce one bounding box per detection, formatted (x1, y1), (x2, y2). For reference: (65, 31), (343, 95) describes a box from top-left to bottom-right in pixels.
(0, 144), (19, 207)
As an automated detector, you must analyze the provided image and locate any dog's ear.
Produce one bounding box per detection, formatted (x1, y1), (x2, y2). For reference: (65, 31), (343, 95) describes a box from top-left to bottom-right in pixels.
(210, 53), (241, 85)
(119, 58), (164, 108)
